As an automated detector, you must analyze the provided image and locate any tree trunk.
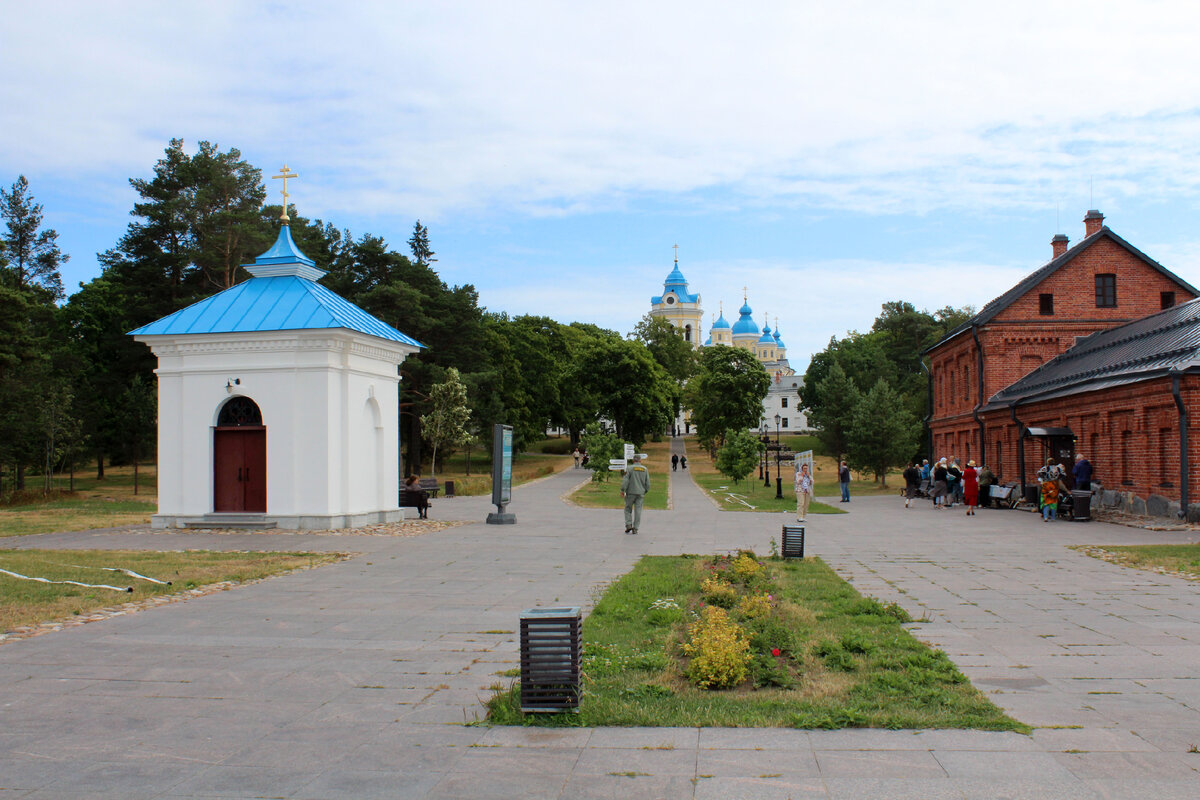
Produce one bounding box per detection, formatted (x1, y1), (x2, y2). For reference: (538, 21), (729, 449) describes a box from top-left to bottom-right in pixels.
(96, 452), (105, 479)
(16, 464), (25, 492)
(133, 456), (139, 495)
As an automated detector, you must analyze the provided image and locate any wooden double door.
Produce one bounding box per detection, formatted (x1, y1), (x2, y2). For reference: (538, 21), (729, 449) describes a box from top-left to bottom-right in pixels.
(213, 427), (266, 512)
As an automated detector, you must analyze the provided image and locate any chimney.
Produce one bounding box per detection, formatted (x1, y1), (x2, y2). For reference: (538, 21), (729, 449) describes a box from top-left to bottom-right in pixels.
(1051, 233), (1069, 259)
(1083, 209), (1105, 237)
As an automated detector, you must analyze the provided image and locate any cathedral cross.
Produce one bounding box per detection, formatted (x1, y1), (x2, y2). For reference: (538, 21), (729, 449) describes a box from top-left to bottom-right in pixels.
(673, 243), (679, 262)
(272, 164), (299, 222)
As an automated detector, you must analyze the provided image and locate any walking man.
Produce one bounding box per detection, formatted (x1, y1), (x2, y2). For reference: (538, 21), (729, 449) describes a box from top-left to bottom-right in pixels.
(838, 460), (851, 502)
(671, 453), (679, 471)
(621, 454), (651, 535)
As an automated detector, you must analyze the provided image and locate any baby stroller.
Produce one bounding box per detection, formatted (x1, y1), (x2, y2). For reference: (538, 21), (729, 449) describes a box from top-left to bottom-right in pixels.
(899, 478), (932, 499)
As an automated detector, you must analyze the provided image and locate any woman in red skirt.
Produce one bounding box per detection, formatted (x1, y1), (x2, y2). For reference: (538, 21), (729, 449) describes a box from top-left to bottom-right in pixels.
(963, 460), (979, 516)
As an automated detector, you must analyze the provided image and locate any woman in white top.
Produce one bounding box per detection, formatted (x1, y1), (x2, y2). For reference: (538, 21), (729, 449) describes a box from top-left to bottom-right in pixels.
(794, 462), (813, 522)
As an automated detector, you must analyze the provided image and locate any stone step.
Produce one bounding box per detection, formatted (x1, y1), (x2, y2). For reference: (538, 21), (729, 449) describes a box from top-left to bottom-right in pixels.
(181, 514), (278, 530)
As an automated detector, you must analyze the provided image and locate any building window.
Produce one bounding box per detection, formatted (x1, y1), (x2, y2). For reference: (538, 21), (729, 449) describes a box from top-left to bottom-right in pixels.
(1121, 430), (1132, 485)
(1160, 426), (1174, 487)
(1039, 293), (1054, 315)
(684, 324), (692, 342)
(781, 418), (789, 428)
(781, 397), (788, 408)
(1095, 274), (1117, 307)
(665, 296), (675, 305)
(1162, 291), (1176, 309)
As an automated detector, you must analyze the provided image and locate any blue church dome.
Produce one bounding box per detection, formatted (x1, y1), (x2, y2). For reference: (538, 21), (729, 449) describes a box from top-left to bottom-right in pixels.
(711, 311), (731, 330)
(773, 326), (786, 349)
(731, 299), (759, 336)
(758, 326), (776, 344)
(650, 259), (699, 305)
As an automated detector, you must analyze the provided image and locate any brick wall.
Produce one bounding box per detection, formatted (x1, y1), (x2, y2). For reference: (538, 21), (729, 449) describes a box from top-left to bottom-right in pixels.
(977, 374), (1200, 504)
(927, 224), (1198, 470)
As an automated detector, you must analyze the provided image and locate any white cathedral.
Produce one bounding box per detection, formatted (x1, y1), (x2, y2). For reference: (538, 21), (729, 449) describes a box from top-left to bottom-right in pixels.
(649, 255), (808, 433)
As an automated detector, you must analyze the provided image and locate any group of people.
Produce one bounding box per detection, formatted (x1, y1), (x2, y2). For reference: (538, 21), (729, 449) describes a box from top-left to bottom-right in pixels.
(670, 453), (688, 471)
(1037, 453), (1093, 521)
(903, 456), (996, 515)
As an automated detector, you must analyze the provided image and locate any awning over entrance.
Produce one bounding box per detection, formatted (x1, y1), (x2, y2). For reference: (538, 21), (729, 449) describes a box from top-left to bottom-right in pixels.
(1025, 426), (1074, 438)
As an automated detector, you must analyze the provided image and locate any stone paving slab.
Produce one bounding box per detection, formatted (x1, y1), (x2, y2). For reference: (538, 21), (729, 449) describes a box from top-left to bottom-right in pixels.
(3, 442), (1200, 797)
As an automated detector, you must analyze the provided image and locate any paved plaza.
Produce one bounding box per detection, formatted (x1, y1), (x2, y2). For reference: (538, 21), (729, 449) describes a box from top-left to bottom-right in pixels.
(3, 440), (1200, 799)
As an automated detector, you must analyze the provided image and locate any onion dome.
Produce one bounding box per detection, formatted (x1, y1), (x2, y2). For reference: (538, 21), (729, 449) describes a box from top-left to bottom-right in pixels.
(712, 310), (731, 330)
(731, 295), (759, 336)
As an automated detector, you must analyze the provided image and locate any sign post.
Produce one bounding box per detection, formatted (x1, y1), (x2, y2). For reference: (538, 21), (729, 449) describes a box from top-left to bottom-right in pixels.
(486, 424), (516, 524)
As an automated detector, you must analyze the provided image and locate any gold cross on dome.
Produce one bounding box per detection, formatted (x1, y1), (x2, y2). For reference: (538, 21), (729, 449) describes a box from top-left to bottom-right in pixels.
(272, 164), (299, 222)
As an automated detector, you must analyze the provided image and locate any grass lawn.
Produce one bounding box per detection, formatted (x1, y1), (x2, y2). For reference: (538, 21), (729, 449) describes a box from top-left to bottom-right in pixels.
(684, 444), (842, 515)
(487, 552), (1026, 731)
(419, 449), (574, 496)
(1072, 543), (1200, 580)
(0, 549), (344, 634)
(1, 449), (573, 537)
(568, 439), (672, 511)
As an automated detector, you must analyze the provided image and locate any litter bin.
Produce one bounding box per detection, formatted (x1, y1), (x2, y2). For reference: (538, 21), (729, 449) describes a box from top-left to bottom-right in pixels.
(1070, 490), (1092, 521)
(444, 480), (455, 497)
(519, 607), (582, 713)
(1024, 485), (1040, 505)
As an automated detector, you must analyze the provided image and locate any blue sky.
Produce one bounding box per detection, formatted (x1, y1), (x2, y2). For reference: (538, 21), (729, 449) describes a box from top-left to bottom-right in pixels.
(7, 1), (1200, 366)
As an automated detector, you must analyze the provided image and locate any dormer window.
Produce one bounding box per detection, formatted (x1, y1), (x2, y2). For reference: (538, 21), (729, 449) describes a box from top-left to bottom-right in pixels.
(1039, 293), (1054, 315)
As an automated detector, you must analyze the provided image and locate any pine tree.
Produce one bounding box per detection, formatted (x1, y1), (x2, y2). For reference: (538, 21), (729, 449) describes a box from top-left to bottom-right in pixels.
(407, 220), (436, 267)
(0, 176), (67, 299)
(846, 378), (918, 485)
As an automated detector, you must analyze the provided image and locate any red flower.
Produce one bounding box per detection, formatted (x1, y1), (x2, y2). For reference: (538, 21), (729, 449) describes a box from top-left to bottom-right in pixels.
(771, 648), (781, 657)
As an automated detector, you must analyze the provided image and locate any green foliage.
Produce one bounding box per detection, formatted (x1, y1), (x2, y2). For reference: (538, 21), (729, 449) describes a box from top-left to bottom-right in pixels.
(579, 423), (623, 483)
(681, 606), (752, 689)
(683, 346), (771, 449)
(577, 337), (675, 447)
(846, 378), (919, 485)
(801, 301), (974, 461)
(805, 361), (860, 460)
(630, 313), (698, 384)
(715, 428), (761, 484)
(0, 176), (66, 299)
(407, 220), (436, 267)
(700, 574), (739, 608)
(420, 367), (472, 478)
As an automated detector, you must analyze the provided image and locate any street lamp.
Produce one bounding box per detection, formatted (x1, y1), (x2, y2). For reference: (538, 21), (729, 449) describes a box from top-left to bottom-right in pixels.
(758, 423), (766, 480)
(774, 413), (783, 499)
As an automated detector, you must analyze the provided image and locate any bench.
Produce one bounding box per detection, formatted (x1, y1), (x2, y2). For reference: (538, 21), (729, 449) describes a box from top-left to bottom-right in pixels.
(417, 478), (440, 498)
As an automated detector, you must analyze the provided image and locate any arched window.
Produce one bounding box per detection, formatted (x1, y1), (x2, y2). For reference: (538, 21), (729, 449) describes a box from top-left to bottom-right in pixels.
(217, 397), (263, 427)
(684, 324), (692, 342)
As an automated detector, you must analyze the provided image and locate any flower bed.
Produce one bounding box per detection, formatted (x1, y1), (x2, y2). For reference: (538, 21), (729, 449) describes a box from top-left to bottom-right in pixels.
(485, 552), (1027, 731)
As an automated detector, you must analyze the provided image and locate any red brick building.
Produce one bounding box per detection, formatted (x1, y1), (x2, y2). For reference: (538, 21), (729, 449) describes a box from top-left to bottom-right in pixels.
(926, 210), (1200, 511)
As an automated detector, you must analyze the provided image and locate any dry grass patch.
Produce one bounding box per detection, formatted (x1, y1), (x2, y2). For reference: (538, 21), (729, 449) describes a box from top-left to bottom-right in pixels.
(0, 549), (344, 638)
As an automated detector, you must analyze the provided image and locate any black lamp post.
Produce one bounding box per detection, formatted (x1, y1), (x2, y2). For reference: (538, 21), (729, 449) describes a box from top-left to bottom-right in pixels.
(762, 425), (771, 488)
(774, 413), (783, 499)
(758, 423), (766, 480)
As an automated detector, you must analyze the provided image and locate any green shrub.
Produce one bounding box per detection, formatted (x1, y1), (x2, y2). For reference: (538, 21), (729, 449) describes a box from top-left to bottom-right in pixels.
(839, 632), (874, 654)
(700, 575), (738, 608)
(735, 591), (773, 620)
(730, 553), (763, 582)
(750, 651), (795, 688)
(682, 606), (752, 689)
(538, 438), (574, 455)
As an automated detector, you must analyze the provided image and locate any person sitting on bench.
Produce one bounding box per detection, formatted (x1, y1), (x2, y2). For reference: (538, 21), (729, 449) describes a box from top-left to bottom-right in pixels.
(403, 475), (430, 519)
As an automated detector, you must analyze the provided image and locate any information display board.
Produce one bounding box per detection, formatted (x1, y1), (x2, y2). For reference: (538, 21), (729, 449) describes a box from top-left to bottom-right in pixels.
(487, 423), (516, 524)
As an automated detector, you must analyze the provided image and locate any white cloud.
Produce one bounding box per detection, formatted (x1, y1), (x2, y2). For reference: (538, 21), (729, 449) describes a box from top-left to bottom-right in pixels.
(9, 1), (1200, 224)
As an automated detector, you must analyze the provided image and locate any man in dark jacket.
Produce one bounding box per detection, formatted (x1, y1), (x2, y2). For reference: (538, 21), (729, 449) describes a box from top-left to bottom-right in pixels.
(1073, 453), (1093, 491)
(838, 461), (851, 502)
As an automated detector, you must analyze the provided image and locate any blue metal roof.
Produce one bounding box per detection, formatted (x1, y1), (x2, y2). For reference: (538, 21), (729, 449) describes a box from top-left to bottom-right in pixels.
(731, 300), (759, 336)
(129, 275), (424, 347)
(711, 311), (730, 330)
(650, 260), (700, 304)
(130, 223), (423, 348)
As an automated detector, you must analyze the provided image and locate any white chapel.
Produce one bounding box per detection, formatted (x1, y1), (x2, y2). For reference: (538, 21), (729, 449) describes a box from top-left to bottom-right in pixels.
(130, 169), (423, 529)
